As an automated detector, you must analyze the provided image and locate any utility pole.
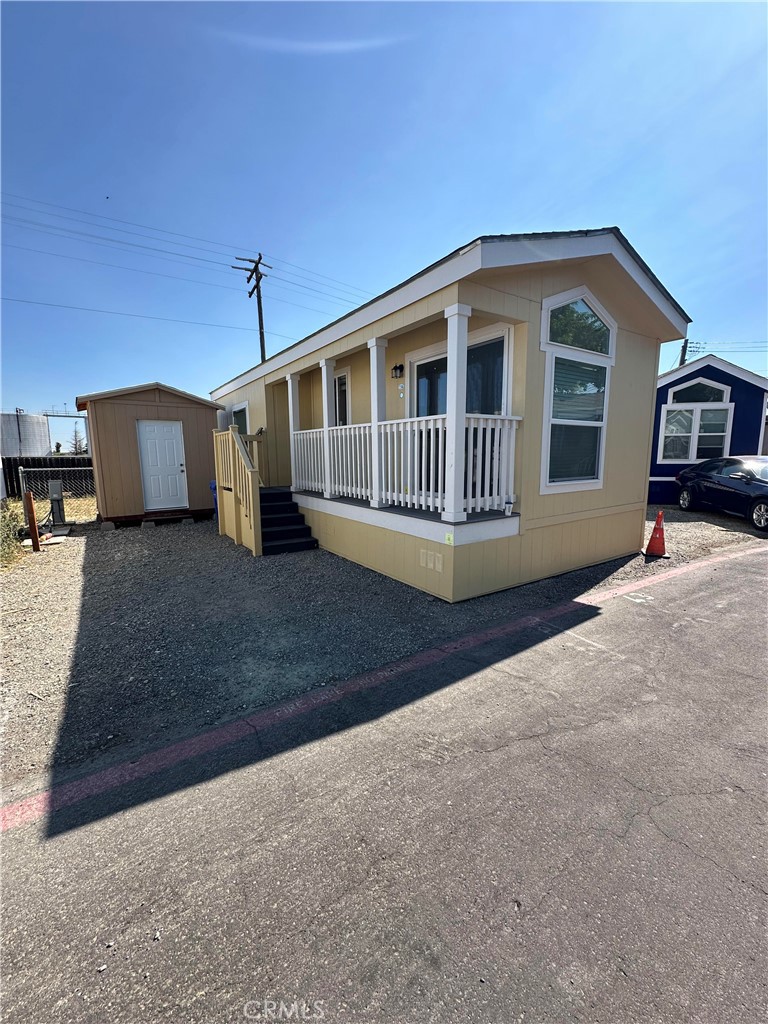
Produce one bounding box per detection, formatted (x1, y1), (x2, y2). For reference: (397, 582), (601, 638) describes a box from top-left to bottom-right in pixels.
(678, 338), (689, 367)
(232, 254), (272, 364)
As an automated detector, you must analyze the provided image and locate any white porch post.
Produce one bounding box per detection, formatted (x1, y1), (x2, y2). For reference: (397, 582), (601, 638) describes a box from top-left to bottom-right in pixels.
(368, 337), (388, 508)
(442, 303), (472, 523)
(320, 358), (335, 498)
(286, 373), (300, 490)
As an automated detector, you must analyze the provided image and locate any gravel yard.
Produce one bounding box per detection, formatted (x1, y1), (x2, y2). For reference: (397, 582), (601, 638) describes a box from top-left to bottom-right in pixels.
(2, 503), (763, 796)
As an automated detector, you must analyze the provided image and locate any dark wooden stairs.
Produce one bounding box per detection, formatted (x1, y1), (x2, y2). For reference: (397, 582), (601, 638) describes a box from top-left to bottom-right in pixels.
(259, 487), (318, 556)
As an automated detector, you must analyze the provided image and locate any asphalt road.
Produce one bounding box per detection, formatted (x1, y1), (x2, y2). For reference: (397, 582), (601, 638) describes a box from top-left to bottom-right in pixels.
(3, 548), (767, 1024)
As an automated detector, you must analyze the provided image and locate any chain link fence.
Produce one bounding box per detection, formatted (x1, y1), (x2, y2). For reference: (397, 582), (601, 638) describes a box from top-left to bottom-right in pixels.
(18, 466), (98, 524)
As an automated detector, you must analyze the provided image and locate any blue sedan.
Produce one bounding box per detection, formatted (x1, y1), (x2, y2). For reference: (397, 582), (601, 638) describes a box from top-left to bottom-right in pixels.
(677, 456), (768, 532)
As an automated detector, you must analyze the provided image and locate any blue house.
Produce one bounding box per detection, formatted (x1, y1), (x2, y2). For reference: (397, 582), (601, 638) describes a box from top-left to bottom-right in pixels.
(649, 354), (768, 504)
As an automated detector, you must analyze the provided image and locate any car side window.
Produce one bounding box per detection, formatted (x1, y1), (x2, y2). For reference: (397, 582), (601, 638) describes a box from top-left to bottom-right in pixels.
(699, 460), (724, 476)
(718, 462), (746, 478)
(744, 461), (768, 481)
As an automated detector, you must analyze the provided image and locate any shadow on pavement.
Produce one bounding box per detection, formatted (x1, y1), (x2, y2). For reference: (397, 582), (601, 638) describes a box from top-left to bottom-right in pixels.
(45, 525), (624, 837)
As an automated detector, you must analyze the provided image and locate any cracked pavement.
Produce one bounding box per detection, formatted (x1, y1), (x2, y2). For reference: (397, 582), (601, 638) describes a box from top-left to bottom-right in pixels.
(2, 549), (767, 1023)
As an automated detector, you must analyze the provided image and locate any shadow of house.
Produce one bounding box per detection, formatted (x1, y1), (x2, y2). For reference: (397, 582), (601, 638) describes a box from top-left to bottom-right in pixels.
(45, 524), (630, 837)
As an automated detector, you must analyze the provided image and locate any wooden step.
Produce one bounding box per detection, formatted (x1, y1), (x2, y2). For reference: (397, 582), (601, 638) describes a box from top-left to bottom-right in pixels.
(262, 524), (312, 541)
(262, 537), (319, 556)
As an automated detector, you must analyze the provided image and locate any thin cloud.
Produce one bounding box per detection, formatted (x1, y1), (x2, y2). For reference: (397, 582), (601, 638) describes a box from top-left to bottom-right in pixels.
(213, 30), (409, 55)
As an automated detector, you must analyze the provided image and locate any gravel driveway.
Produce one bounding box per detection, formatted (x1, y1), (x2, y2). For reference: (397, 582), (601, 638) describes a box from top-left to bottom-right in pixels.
(2, 504), (763, 795)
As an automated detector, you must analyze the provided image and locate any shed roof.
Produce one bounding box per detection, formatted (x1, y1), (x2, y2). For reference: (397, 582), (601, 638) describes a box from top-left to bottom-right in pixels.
(76, 382), (224, 412)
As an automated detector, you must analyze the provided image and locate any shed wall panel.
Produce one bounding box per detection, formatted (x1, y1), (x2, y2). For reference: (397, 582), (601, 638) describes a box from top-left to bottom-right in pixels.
(85, 394), (218, 519)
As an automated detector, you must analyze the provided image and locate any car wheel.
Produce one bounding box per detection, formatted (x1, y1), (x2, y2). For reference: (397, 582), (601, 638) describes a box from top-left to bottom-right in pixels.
(749, 500), (768, 532)
(678, 486), (696, 512)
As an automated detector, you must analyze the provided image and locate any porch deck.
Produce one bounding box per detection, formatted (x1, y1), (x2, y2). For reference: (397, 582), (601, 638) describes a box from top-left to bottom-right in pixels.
(291, 488), (517, 525)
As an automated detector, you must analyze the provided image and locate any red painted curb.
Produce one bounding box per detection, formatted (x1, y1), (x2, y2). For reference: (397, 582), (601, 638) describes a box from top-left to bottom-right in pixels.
(3, 542), (765, 833)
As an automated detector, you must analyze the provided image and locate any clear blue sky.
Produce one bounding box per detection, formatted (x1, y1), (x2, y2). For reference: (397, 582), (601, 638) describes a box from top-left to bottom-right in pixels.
(2, 2), (766, 447)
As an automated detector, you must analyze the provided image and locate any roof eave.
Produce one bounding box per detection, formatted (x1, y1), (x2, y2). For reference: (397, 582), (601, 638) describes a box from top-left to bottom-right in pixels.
(211, 228), (690, 400)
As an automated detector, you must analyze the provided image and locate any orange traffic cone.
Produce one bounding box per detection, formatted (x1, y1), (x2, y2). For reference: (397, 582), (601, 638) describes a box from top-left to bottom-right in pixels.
(642, 510), (670, 558)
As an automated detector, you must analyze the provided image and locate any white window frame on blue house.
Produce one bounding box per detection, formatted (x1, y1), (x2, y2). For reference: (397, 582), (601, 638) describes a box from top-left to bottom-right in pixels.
(539, 286), (616, 494)
(657, 376), (734, 464)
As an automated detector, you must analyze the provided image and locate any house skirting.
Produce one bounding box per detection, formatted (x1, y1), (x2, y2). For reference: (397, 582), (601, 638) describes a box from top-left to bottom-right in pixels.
(648, 478), (681, 504)
(296, 494), (645, 602)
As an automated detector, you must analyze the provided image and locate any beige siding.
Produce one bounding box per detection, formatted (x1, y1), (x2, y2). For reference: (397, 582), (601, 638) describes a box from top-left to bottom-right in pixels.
(86, 387), (218, 519)
(301, 507), (456, 601)
(452, 508), (645, 602)
(264, 381), (291, 485)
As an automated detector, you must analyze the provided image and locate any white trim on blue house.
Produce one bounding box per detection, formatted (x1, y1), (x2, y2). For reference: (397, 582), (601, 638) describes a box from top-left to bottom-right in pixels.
(667, 376), (732, 404)
(658, 354), (768, 392)
(758, 393), (768, 456)
(656, 401), (735, 465)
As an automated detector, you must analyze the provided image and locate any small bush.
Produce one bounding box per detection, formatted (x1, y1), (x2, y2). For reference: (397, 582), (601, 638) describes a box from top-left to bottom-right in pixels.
(0, 499), (24, 567)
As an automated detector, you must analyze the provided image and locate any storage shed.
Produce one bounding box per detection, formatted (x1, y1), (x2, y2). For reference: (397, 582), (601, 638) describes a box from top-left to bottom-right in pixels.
(75, 383), (223, 522)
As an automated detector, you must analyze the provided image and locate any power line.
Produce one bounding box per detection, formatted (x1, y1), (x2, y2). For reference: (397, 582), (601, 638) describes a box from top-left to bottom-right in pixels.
(2, 243), (348, 317)
(2, 296), (298, 340)
(2, 215), (362, 306)
(2, 201), (237, 259)
(1, 191), (374, 298)
(5, 198), (373, 303)
(3, 215), (230, 266)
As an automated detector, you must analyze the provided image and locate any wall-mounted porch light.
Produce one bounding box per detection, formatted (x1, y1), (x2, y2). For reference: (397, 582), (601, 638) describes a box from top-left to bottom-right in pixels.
(391, 364), (404, 380)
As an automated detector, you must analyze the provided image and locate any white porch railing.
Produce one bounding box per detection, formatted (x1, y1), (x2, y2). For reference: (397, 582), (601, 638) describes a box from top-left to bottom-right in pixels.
(329, 424), (372, 500)
(380, 415), (447, 512)
(292, 414), (520, 514)
(464, 415), (519, 513)
(294, 428), (325, 492)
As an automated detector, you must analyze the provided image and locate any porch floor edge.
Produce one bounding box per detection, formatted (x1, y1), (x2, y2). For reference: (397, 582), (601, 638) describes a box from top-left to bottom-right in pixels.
(292, 491), (520, 546)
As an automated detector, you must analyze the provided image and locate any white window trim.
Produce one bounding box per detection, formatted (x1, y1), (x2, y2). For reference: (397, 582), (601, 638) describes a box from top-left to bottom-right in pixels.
(539, 287), (615, 494)
(657, 402), (734, 464)
(231, 401), (250, 432)
(540, 285), (617, 365)
(758, 393), (768, 456)
(668, 376), (731, 404)
(333, 365), (351, 426)
(404, 323), (514, 418)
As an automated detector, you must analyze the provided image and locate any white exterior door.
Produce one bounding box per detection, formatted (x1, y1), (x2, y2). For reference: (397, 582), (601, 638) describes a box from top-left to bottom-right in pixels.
(137, 420), (189, 511)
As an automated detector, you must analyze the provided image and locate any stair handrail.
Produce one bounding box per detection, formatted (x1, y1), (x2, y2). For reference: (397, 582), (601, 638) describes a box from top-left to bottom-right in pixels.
(212, 425), (262, 556)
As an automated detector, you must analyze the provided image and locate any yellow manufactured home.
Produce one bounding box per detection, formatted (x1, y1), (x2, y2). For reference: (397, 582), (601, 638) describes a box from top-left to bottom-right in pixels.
(211, 229), (690, 601)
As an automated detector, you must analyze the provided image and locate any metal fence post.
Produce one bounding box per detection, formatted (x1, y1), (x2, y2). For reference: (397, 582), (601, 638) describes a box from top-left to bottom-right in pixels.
(18, 467), (28, 524)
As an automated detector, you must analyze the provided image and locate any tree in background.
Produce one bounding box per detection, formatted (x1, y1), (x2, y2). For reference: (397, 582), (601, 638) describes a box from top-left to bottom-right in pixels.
(70, 424), (87, 455)
(54, 441), (62, 454)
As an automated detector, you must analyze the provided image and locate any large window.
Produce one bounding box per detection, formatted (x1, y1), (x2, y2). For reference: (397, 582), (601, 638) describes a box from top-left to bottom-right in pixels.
(548, 357), (607, 482)
(540, 287), (616, 492)
(658, 377), (733, 463)
(414, 336), (505, 417)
